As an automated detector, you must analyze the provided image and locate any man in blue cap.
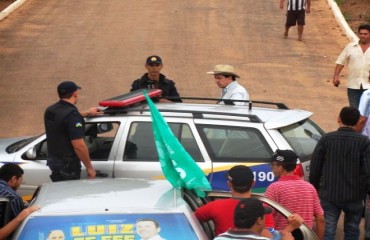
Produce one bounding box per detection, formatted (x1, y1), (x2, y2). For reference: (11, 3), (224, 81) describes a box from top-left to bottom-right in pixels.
(130, 55), (182, 102)
(44, 81), (101, 182)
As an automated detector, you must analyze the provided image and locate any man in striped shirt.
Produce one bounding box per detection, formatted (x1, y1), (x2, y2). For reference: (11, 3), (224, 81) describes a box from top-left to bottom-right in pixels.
(280, 0), (311, 41)
(0, 164), (25, 221)
(265, 149), (324, 240)
(310, 106), (370, 239)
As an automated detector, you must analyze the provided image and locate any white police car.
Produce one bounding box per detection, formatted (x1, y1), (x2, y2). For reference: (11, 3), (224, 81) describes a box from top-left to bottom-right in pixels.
(0, 91), (324, 199)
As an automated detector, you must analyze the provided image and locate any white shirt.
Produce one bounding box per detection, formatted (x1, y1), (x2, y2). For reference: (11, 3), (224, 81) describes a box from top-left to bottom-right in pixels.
(359, 89), (370, 137)
(220, 81), (249, 105)
(336, 41), (370, 89)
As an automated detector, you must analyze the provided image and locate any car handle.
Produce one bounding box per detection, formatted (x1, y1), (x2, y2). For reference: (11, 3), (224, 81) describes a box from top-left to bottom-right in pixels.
(95, 170), (109, 178)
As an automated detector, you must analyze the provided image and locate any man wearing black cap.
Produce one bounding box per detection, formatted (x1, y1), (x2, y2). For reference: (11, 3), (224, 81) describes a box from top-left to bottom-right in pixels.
(265, 149), (324, 240)
(130, 55), (182, 102)
(195, 165), (274, 237)
(214, 198), (300, 240)
(44, 81), (101, 182)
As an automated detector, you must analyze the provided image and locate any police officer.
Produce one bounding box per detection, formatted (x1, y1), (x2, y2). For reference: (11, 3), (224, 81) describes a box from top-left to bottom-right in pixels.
(130, 55), (182, 102)
(44, 81), (99, 182)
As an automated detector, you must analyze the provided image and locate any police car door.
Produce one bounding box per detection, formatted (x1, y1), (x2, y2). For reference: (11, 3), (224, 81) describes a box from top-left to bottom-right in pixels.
(113, 116), (211, 179)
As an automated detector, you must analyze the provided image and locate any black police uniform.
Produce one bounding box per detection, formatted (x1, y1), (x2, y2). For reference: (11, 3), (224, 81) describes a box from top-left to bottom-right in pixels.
(44, 100), (85, 182)
(130, 73), (182, 102)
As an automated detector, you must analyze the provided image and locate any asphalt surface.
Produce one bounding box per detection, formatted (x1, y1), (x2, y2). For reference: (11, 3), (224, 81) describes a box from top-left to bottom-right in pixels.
(0, 0), (352, 138)
(0, 1), (362, 237)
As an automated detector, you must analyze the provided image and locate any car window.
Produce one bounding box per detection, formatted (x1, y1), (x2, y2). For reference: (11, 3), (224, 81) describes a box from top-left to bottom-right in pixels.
(15, 213), (199, 240)
(279, 119), (324, 161)
(197, 125), (273, 162)
(85, 122), (120, 160)
(26, 122), (120, 161)
(124, 122), (204, 162)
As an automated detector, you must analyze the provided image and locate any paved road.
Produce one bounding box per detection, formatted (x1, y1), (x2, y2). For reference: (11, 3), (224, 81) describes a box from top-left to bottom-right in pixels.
(0, 0), (365, 238)
(0, 0), (350, 138)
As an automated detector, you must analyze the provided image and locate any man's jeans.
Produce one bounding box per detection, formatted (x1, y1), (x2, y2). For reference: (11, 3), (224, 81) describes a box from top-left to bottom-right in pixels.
(321, 199), (363, 240)
(348, 88), (366, 109)
(365, 196), (370, 239)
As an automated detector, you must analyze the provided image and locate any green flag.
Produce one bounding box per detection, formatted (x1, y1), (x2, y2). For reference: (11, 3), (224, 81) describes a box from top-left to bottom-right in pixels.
(143, 91), (212, 197)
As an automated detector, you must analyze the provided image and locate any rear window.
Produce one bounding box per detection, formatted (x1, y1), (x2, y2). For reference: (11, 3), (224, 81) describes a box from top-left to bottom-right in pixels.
(197, 125), (273, 162)
(15, 213), (199, 240)
(279, 119), (325, 161)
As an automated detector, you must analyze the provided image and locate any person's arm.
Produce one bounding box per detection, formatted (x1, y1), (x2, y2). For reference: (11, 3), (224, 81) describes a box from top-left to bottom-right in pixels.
(306, 0), (311, 13)
(314, 214), (325, 240)
(281, 214), (303, 233)
(309, 140), (325, 190)
(71, 138), (96, 179)
(0, 206), (40, 239)
(167, 80), (182, 103)
(271, 215), (302, 240)
(130, 79), (140, 92)
(333, 64), (344, 87)
(280, 0), (285, 9)
(354, 116), (367, 133)
(194, 205), (211, 222)
(80, 107), (102, 118)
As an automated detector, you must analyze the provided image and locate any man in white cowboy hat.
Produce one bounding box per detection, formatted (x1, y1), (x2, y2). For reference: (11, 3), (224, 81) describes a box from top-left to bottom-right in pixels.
(207, 64), (249, 105)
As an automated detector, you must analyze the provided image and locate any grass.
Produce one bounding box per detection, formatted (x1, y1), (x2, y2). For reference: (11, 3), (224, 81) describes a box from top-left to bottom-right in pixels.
(365, 12), (370, 23)
(342, 12), (353, 21)
(335, 0), (345, 6)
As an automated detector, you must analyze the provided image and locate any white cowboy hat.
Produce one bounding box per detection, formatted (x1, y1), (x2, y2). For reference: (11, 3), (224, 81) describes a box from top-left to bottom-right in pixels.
(206, 64), (240, 78)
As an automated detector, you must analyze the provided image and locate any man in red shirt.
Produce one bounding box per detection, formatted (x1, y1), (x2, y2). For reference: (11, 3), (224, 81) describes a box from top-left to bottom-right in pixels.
(195, 165), (274, 237)
(265, 149), (325, 240)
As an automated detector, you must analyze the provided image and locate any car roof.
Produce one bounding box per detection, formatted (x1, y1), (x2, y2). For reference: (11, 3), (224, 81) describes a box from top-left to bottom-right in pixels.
(32, 178), (182, 214)
(101, 102), (312, 130)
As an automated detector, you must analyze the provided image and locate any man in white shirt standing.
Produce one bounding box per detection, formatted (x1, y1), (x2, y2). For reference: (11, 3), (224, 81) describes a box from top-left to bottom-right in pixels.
(333, 24), (370, 108)
(207, 64), (249, 106)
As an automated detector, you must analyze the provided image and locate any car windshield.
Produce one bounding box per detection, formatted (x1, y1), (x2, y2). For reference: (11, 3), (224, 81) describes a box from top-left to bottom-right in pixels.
(6, 135), (40, 153)
(279, 119), (325, 161)
(15, 213), (199, 240)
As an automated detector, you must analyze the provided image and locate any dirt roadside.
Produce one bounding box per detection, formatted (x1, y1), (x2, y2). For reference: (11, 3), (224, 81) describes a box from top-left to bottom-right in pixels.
(0, 0), (14, 11)
(339, 0), (370, 31)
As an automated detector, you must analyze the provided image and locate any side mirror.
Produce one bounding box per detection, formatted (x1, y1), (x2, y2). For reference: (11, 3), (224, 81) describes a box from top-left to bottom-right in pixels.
(97, 123), (113, 133)
(25, 147), (37, 160)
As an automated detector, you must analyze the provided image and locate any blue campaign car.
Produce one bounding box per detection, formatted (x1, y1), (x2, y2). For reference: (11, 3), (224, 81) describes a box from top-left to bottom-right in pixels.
(6, 178), (318, 240)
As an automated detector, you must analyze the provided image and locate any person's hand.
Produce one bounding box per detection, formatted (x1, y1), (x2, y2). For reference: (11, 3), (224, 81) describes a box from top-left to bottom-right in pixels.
(88, 107), (103, 117)
(333, 76), (340, 87)
(16, 205), (40, 221)
(158, 98), (173, 103)
(86, 167), (96, 179)
(306, 8), (310, 14)
(287, 214), (303, 229)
